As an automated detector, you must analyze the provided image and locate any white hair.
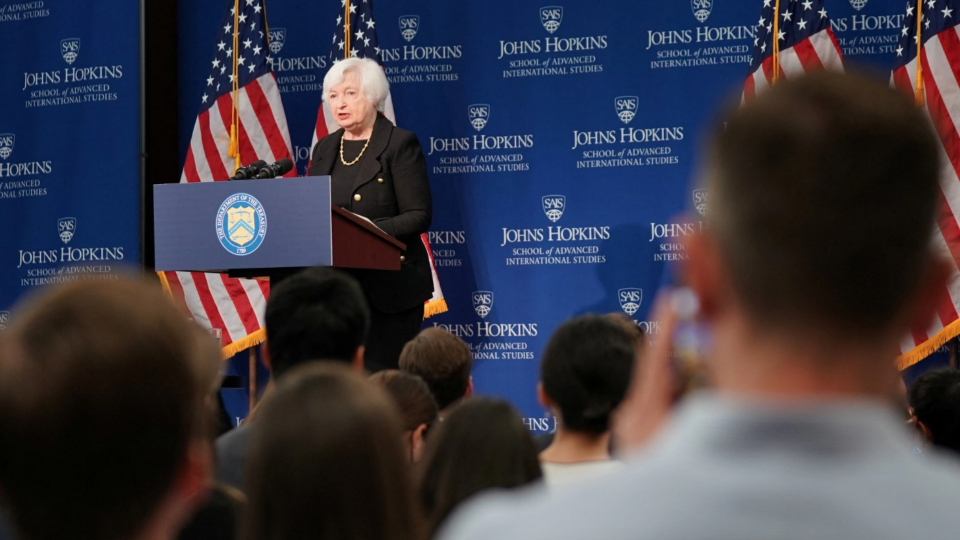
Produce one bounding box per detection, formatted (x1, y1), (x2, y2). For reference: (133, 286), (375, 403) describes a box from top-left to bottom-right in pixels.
(322, 57), (390, 111)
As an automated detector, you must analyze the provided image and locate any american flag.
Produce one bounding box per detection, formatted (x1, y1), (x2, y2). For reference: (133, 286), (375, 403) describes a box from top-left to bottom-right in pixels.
(311, 0), (447, 318)
(891, 0), (960, 367)
(160, 0), (296, 355)
(743, 0), (844, 101)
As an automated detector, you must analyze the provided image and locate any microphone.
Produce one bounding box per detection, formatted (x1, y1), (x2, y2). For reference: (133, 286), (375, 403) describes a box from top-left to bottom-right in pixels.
(230, 160), (267, 180)
(255, 158), (294, 179)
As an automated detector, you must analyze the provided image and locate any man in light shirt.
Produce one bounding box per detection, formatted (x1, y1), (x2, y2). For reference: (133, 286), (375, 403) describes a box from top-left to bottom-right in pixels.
(441, 72), (960, 540)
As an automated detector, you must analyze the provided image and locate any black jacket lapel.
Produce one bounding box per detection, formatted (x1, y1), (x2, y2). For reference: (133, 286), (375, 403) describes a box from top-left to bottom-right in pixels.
(352, 114), (393, 193)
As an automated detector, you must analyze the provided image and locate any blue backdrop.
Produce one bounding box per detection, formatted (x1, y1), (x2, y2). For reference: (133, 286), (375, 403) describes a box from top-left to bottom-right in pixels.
(0, 1), (141, 320)
(170, 0), (928, 429)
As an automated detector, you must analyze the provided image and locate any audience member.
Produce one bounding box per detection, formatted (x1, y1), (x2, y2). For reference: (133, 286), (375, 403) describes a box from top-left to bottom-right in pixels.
(245, 364), (420, 540)
(537, 315), (635, 486)
(216, 267), (370, 491)
(909, 367), (960, 454)
(440, 72), (960, 540)
(534, 313), (645, 452)
(400, 327), (473, 416)
(418, 398), (542, 538)
(370, 370), (440, 462)
(0, 279), (220, 540)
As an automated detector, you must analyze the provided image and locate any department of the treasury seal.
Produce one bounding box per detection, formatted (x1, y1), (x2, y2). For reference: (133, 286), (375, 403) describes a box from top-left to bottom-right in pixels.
(216, 193), (267, 256)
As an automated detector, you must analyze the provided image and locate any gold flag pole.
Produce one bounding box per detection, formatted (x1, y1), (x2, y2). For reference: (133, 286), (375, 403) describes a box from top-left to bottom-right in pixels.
(915, 0), (925, 105)
(344, 0), (352, 58)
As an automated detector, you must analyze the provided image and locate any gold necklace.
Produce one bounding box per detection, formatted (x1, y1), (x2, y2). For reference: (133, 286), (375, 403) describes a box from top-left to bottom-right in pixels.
(339, 133), (371, 166)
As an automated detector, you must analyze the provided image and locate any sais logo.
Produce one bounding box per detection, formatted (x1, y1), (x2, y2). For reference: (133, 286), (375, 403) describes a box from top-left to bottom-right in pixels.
(849, 0), (868, 10)
(60, 38), (81, 65)
(615, 96), (638, 124)
(0, 133), (14, 160)
(691, 0), (712, 23)
(468, 104), (491, 131)
(0, 312), (9, 332)
(268, 28), (286, 54)
(473, 291), (494, 318)
(216, 193), (268, 256)
(540, 6), (563, 33)
(693, 189), (708, 217)
(399, 15), (420, 42)
(542, 195), (566, 222)
(618, 288), (643, 316)
(58, 217), (77, 244)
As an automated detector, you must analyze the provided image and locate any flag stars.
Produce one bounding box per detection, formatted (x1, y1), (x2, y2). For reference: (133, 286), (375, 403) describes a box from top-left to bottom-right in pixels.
(338, 39), (344, 50)
(363, 37), (370, 46)
(337, 15), (343, 25)
(897, 45), (904, 56)
(763, 0), (772, 6)
(248, 64), (256, 73)
(927, 0), (935, 8)
(226, 47), (233, 57)
(212, 58), (221, 68)
(243, 38), (252, 49)
(355, 28), (365, 40)
(202, 93), (208, 104)
(926, 18), (932, 29)
(902, 25), (910, 36)
(253, 45), (262, 55)
(239, 13), (248, 23)
(250, 21), (257, 30)
(782, 10), (793, 21)
(366, 19), (375, 29)
(206, 75), (214, 86)
(223, 23), (232, 34)
(246, 0), (254, 5)
(944, 5), (953, 18)
(761, 42), (767, 52)
(253, 3), (262, 13)
(778, 29), (786, 40)
(759, 16), (766, 27)
(349, 3), (357, 14)
(819, 7), (828, 17)
(238, 55), (246, 65)
(350, 47), (359, 57)
(220, 66), (227, 74)
(217, 41), (226, 51)
(229, 73), (236, 83)
(797, 19), (807, 30)
(802, 0), (813, 9)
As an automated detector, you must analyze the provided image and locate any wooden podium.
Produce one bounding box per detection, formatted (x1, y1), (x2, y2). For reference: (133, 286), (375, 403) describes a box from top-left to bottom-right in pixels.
(153, 176), (405, 277)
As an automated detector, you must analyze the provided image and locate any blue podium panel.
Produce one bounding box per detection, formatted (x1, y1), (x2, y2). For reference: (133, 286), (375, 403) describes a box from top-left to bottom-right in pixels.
(154, 176), (333, 271)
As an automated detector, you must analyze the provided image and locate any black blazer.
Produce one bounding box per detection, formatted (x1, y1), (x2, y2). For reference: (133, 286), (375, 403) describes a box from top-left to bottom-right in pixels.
(307, 114), (434, 313)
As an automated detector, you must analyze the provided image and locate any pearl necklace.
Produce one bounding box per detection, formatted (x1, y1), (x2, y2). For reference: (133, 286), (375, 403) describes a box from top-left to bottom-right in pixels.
(339, 133), (371, 166)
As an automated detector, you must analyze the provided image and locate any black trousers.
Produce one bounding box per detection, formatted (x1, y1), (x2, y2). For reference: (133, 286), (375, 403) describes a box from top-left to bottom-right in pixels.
(364, 302), (424, 373)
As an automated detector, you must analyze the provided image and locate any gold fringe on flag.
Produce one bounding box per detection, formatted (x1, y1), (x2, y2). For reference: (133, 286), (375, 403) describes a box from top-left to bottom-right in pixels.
(897, 319), (960, 370)
(423, 297), (449, 319)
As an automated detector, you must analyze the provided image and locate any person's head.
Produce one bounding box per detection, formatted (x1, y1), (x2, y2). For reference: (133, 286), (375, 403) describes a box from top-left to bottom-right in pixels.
(245, 364), (420, 540)
(264, 267), (370, 377)
(418, 398), (542, 536)
(369, 370), (439, 462)
(322, 57), (390, 134)
(603, 312), (646, 354)
(0, 279), (219, 540)
(399, 327), (473, 412)
(688, 72), (945, 364)
(538, 315), (636, 435)
(909, 368), (960, 453)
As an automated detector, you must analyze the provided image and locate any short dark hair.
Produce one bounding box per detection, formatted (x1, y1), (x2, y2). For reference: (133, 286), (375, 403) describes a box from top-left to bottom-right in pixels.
(0, 279), (216, 540)
(540, 315), (636, 434)
(909, 367), (960, 453)
(265, 268), (370, 377)
(399, 327), (472, 409)
(369, 370), (439, 433)
(418, 398), (542, 537)
(711, 72), (940, 337)
(245, 364), (420, 540)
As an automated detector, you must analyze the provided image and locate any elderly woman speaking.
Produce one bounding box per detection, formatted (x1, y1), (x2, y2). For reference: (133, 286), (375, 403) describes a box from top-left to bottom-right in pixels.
(307, 57), (433, 373)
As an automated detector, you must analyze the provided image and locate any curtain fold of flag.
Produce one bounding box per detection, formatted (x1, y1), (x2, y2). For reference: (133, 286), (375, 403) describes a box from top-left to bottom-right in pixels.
(160, 0), (296, 357)
(891, 0), (960, 369)
(313, 0), (448, 318)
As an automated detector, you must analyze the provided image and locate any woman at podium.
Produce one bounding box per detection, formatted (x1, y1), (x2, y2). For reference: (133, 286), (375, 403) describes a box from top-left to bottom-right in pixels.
(306, 57), (433, 373)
